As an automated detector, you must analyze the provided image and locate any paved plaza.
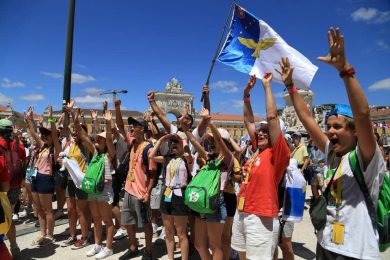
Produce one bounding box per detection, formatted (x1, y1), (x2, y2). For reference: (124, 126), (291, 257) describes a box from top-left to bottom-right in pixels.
(5, 189), (390, 260)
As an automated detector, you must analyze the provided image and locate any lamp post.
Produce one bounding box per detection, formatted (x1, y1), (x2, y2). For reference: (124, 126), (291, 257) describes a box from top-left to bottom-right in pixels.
(62, 0), (76, 106)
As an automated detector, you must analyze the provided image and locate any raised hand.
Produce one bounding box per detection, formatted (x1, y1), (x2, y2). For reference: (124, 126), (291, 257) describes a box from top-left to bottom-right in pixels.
(26, 106), (34, 119)
(179, 104), (192, 131)
(199, 107), (210, 120)
(72, 108), (80, 122)
(37, 115), (44, 125)
(47, 105), (53, 117)
(103, 101), (108, 112)
(114, 99), (121, 107)
(317, 27), (347, 71)
(147, 91), (155, 102)
(275, 57), (294, 86)
(104, 110), (112, 121)
(90, 110), (98, 120)
(144, 111), (153, 122)
(244, 75), (256, 96)
(66, 99), (75, 111)
(261, 72), (273, 89)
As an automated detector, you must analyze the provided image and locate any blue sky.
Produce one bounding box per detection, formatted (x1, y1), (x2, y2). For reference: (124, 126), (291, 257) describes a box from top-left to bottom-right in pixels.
(0, 0), (389, 117)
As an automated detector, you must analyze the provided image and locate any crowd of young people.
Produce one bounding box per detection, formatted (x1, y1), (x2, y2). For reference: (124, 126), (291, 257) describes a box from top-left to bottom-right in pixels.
(0, 27), (388, 260)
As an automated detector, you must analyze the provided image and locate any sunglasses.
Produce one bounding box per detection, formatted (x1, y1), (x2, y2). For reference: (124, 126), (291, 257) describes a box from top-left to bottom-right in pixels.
(170, 139), (180, 144)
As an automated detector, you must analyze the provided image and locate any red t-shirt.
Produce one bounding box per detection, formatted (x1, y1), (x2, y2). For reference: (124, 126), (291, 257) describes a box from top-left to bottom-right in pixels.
(238, 133), (290, 217)
(0, 138), (26, 188)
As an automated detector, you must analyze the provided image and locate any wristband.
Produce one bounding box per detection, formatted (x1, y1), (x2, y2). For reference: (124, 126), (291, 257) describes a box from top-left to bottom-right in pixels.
(48, 118), (56, 123)
(285, 82), (294, 88)
(339, 66), (355, 78)
(287, 86), (298, 94)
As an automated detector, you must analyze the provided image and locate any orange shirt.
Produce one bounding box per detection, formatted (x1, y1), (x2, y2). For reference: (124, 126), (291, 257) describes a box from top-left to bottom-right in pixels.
(125, 142), (157, 199)
(238, 133), (290, 217)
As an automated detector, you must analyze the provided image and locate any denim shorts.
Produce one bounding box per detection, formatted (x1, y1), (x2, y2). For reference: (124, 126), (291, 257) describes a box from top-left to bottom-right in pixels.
(200, 193), (227, 223)
(88, 184), (114, 205)
(31, 173), (55, 194)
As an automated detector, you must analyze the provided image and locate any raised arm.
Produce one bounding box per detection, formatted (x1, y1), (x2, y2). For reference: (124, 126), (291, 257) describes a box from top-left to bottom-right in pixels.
(147, 91), (172, 133)
(25, 107), (44, 149)
(149, 134), (172, 164)
(104, 110), (116, 162)
(209, 122), (233, 165)
(145, 111), (160, 139)
(180, 108), (208, 160)
(276, 57), (328, 152)
(202, 84), (210, 112)
(243, 75), (258, 150)
(261, 73), (281, 146)
(317, 27), (375, 168)
(114, 99), (127, 139)
(48, 106), (61, 157)
(90, 110), (100, 139)
(73, 108), (96, 155)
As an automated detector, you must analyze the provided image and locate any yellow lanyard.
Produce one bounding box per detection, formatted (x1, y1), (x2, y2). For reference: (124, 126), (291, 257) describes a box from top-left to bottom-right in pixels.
(167, 158), (182, 187)
(243, 150), (259, 184)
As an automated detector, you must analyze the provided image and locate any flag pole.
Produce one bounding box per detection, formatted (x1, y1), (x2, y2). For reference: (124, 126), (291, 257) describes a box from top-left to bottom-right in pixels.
(62, 0), (76, 106)
(201, 0), (235, 102)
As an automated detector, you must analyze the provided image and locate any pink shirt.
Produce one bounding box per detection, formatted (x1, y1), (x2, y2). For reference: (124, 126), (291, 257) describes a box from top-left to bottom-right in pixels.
(35, 147), (53, 175)
(125, 142), (157, 199)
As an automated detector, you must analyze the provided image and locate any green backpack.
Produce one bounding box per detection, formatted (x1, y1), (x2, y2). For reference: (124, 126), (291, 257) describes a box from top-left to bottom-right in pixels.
(184, 159), (221, 214)
(81, 153), (105, 195)
(349, 150), (390, 252)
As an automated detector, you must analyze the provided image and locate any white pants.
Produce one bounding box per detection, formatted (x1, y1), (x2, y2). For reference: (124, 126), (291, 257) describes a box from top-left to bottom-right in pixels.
(231, 211), (276, 260)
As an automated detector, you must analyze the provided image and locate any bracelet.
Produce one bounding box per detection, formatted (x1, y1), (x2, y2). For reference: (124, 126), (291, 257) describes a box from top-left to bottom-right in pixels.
(48, 118), (56, 123)
(339, 66), (355, 78)
(285, 82), (294, 88)
(288, 86), (298, 94)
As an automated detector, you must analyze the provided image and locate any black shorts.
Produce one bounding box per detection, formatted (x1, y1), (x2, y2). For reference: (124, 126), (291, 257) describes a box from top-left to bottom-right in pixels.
(66, 180), (88, 200)
(32, 173), (55, 194)
(223, 192), (237, 217)
(160, 188), (189, 216)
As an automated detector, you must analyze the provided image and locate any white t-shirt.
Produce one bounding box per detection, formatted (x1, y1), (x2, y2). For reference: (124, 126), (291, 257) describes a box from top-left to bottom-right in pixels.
(115, 134), (128, 167)
(317, 141), (385, 259)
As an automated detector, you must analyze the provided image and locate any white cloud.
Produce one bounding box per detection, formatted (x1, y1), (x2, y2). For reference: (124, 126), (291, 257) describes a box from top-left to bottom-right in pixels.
(83, 87), (105, 95)
(211, 80), (240, 93)
(41, 71), (62, 79)
(376, 40), (389, 50)
(20, 94), (45, 101)
(35, 86), (44, 90)
(74, 95), (108, 104)
(1, 78), (25, 88)
(368, 78), (390, 91)
(0, 93), (13, 103)
(232, 99), (244, 109)
(351, 8), (390, 24)
(41, 71), (96, 84)
(71, 73), (96, 84)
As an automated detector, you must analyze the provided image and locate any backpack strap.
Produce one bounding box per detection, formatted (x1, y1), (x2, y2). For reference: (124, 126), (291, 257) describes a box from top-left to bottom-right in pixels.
(142, 143), (154, 177)
(348, 149), (378, 231)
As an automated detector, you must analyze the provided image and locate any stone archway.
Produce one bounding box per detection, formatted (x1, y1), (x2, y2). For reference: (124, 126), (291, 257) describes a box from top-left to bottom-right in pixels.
(148, 78), (195, 117)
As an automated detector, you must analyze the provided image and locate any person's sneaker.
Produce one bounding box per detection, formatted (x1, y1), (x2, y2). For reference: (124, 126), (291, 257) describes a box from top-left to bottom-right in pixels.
(118, 249), (139, 260)
(152, 223), (158, 234)
(141, 251), (152, 260)
(94, 247), (113, 259)
(39, 236), (55, 247)
(113, 228), (128, 240)
(61, 235), (77, 247)
(12, 213), (19, 221)
(10, 245), (21, 259)
(54, 209), (64, 220)
(34, 221), (40, 228)
(71, 237), (90, 250)
(86, 244), (102, 257)
(158, 227), (166, 239)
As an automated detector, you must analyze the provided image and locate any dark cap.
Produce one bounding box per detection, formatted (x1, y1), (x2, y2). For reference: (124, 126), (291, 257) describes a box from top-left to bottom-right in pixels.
(39, 127), (52, 136)
(127, 117), (147, 129)
(291, 132), (302, 138)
